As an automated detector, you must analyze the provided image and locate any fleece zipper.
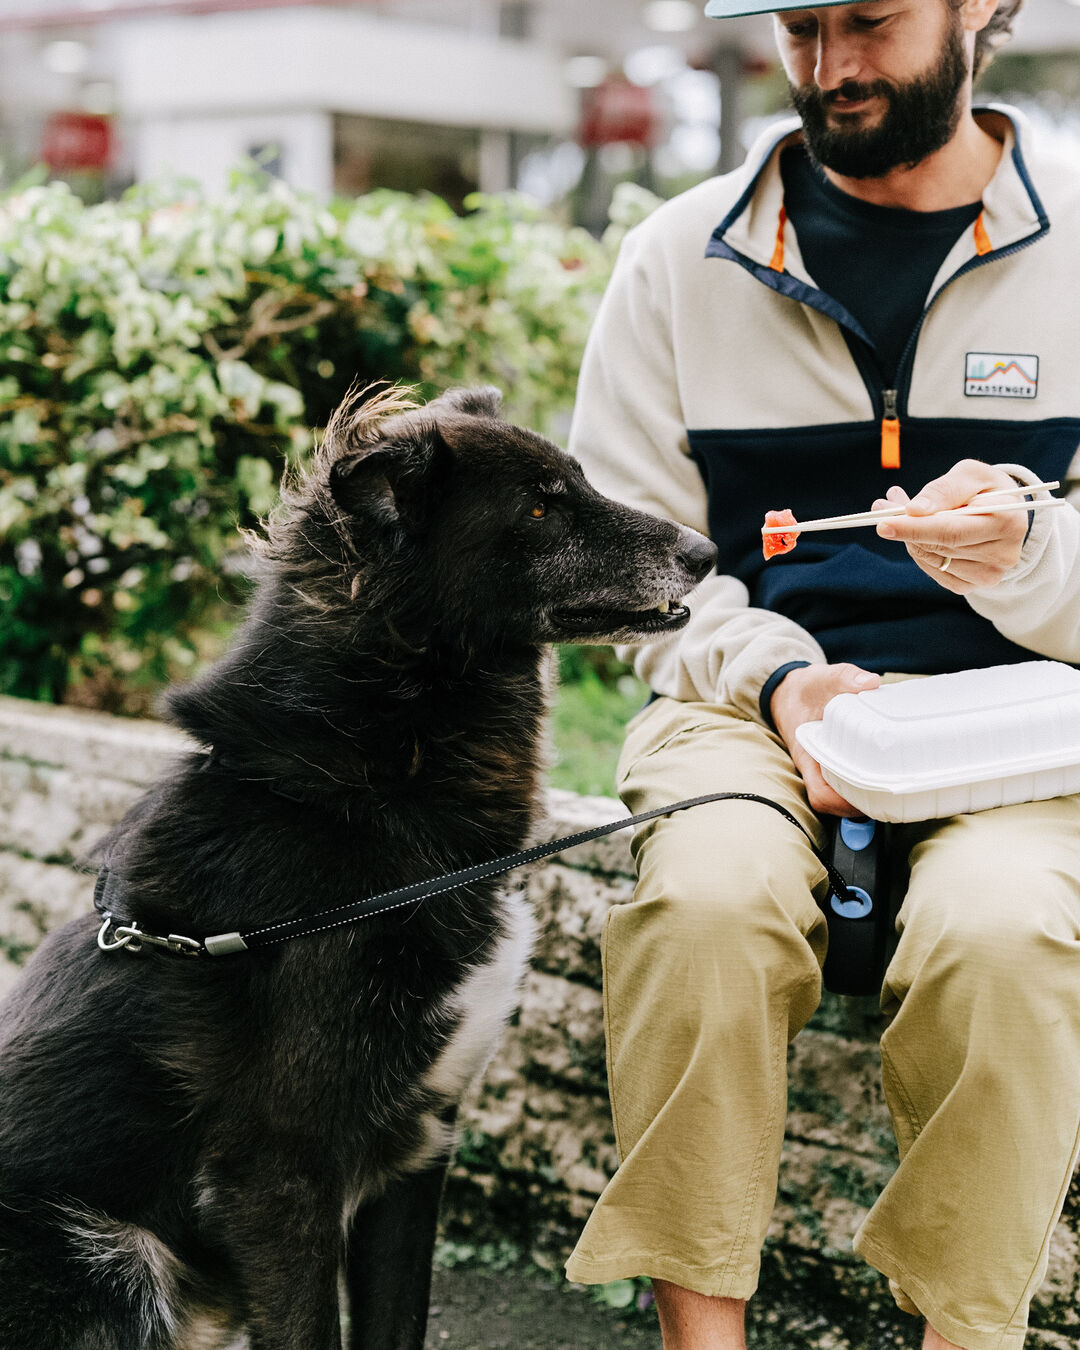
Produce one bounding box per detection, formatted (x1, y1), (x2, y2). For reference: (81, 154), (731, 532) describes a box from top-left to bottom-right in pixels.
(881, 388), (901, 472)
(705, 120), (1051, 473)
(753, 221), (1049, 471)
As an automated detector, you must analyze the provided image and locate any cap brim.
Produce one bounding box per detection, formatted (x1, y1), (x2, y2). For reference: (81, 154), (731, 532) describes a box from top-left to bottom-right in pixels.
(705, 0), (855, 14)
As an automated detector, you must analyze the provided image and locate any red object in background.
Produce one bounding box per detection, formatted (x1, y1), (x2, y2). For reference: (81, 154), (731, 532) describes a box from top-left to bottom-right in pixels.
(42, 113), (112, 171)
(578, 79), (660, 149)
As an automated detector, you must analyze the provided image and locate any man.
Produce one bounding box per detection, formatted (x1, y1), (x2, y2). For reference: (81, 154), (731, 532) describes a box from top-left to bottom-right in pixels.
(562, 3), (1080, 1348)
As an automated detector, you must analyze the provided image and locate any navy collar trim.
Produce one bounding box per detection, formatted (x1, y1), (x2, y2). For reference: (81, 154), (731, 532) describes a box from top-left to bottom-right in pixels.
(704, 237), (875, 349)
(706, 108), (1048, 263)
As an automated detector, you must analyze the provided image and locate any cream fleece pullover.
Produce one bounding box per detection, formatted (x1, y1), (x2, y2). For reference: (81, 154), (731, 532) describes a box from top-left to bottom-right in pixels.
(568, 109), (1080, 722)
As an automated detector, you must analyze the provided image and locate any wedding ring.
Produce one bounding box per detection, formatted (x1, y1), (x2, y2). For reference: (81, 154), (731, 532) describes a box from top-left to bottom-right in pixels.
(939, 556), (953, 574)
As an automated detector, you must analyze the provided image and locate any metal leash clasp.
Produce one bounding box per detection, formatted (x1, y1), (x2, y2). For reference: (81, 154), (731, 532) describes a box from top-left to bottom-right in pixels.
(97, 915), (203, 957)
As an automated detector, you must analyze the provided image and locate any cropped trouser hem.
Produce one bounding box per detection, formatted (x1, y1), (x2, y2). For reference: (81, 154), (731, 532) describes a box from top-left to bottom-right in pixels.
(855, 1235), (1027, 1350)
(564, 1251), (758, 1301)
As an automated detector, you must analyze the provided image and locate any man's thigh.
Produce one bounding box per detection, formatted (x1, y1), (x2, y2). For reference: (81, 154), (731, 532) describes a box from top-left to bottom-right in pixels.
(615, 695), (829, 941)
(893, 793), (1080, 950)
(883, 792), (1080, 1027)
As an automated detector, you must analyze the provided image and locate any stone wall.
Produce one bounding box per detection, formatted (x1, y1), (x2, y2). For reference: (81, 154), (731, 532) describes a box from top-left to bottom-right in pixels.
(1, 695), (1078, 1346)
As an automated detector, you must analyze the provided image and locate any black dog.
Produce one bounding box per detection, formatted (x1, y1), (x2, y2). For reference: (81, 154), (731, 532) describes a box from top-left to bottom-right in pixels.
(0, 385), (715, 1349)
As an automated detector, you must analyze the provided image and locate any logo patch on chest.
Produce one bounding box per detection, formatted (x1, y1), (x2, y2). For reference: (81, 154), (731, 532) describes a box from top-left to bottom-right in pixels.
(965, 352), (1039, 399)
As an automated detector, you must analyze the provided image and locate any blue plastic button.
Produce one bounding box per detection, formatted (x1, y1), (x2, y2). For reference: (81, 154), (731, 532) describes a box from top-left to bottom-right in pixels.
(831, 886), (874, 920)
(840, 818), (876, 852)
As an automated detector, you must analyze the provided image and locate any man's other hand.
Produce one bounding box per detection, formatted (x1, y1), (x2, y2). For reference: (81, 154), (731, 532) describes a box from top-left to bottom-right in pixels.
(874, 459), (1027, 593)
(770, 662), (881, 816)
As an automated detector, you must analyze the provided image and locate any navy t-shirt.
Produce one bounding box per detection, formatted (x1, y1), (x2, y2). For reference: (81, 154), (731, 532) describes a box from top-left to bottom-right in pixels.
(780, 145), (983, 383)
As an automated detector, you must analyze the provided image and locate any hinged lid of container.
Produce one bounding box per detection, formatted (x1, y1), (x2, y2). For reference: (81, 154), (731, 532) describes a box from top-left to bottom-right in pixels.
(796, 662), (1080, 794)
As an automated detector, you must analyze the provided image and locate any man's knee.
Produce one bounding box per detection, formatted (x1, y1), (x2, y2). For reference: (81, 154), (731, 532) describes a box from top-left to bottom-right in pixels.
(620, 807), (828, 976)
(895, 833), (1080, 994)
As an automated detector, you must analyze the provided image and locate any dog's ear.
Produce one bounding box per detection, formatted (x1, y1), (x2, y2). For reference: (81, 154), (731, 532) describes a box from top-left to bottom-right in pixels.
(424, 386), (503, 420)
(329, 424), (450, 535)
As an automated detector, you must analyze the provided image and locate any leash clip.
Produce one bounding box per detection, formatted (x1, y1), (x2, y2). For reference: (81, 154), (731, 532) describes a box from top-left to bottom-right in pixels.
(97, 916), (203, 957)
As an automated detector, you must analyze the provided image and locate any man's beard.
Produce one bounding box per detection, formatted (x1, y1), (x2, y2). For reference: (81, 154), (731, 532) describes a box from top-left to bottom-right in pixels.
(789, 19), (969, 179)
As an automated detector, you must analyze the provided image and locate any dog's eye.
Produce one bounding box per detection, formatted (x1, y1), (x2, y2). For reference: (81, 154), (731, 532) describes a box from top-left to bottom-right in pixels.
(530, 503), (547, 520)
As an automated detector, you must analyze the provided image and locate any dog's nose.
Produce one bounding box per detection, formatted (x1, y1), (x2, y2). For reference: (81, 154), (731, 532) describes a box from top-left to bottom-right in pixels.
(677, 529), (718, 581)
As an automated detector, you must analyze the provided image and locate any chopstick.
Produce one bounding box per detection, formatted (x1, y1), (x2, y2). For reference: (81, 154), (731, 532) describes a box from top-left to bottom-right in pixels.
(775, 480), (1059, 528)
(762, 481), (1063, 535)
(763, 498), (1066, 535)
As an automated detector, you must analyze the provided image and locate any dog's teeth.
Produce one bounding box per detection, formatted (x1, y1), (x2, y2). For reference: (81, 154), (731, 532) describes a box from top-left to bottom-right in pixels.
(657, 600), (670, 614)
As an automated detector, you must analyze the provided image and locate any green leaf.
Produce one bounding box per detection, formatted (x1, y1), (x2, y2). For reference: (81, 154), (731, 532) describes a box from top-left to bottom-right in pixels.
(599, 1280), (637, 1309)
(235, 455), (278, 517)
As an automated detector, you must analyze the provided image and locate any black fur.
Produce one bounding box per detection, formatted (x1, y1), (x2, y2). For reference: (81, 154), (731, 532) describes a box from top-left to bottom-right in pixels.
(0, 385), (715, 1349)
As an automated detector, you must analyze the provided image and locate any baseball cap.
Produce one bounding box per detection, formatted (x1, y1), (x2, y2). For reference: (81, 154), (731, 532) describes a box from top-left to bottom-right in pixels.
(704, 0), (856, 15)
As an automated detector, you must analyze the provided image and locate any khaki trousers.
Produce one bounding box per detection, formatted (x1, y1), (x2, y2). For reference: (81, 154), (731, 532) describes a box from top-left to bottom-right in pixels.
(564, 695), (1080, 1350)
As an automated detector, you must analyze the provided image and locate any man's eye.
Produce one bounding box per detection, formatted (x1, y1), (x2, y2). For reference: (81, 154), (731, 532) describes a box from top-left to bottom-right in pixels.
(782, 21), (816, 38)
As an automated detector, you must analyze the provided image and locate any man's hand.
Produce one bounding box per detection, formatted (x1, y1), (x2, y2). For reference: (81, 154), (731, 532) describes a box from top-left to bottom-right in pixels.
(770, 662), (881, 816)
(874, 459), (1028, 594)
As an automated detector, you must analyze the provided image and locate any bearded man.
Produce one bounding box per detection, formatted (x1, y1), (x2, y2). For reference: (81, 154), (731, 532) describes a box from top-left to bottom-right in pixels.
(563, 3), (1080, 1348)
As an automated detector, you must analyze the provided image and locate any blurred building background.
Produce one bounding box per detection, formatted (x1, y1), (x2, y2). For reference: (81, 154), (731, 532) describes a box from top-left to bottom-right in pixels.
(2, 0), (1080, 226)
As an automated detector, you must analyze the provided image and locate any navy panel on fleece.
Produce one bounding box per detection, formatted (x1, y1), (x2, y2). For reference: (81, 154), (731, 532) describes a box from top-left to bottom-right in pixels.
(689, 418), (1080, 674)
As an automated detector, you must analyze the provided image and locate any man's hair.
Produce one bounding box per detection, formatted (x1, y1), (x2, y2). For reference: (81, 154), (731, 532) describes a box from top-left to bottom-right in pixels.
(950, 0), (1025, 81)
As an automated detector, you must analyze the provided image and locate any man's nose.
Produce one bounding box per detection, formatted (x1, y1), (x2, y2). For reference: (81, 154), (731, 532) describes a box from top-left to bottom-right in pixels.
(814, 34), (862, 91)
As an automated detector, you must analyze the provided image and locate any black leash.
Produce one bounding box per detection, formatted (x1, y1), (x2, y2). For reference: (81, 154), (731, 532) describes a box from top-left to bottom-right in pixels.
(94, 792), (851, 959)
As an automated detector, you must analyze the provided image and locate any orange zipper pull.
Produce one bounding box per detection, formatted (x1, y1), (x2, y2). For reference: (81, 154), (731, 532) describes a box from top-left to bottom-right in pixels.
(881, 389), (900, 470)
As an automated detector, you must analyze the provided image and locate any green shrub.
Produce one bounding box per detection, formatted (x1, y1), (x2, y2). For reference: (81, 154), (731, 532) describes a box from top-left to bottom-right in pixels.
(0, 171), (619, 709)
(549, 647), (647, 798)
